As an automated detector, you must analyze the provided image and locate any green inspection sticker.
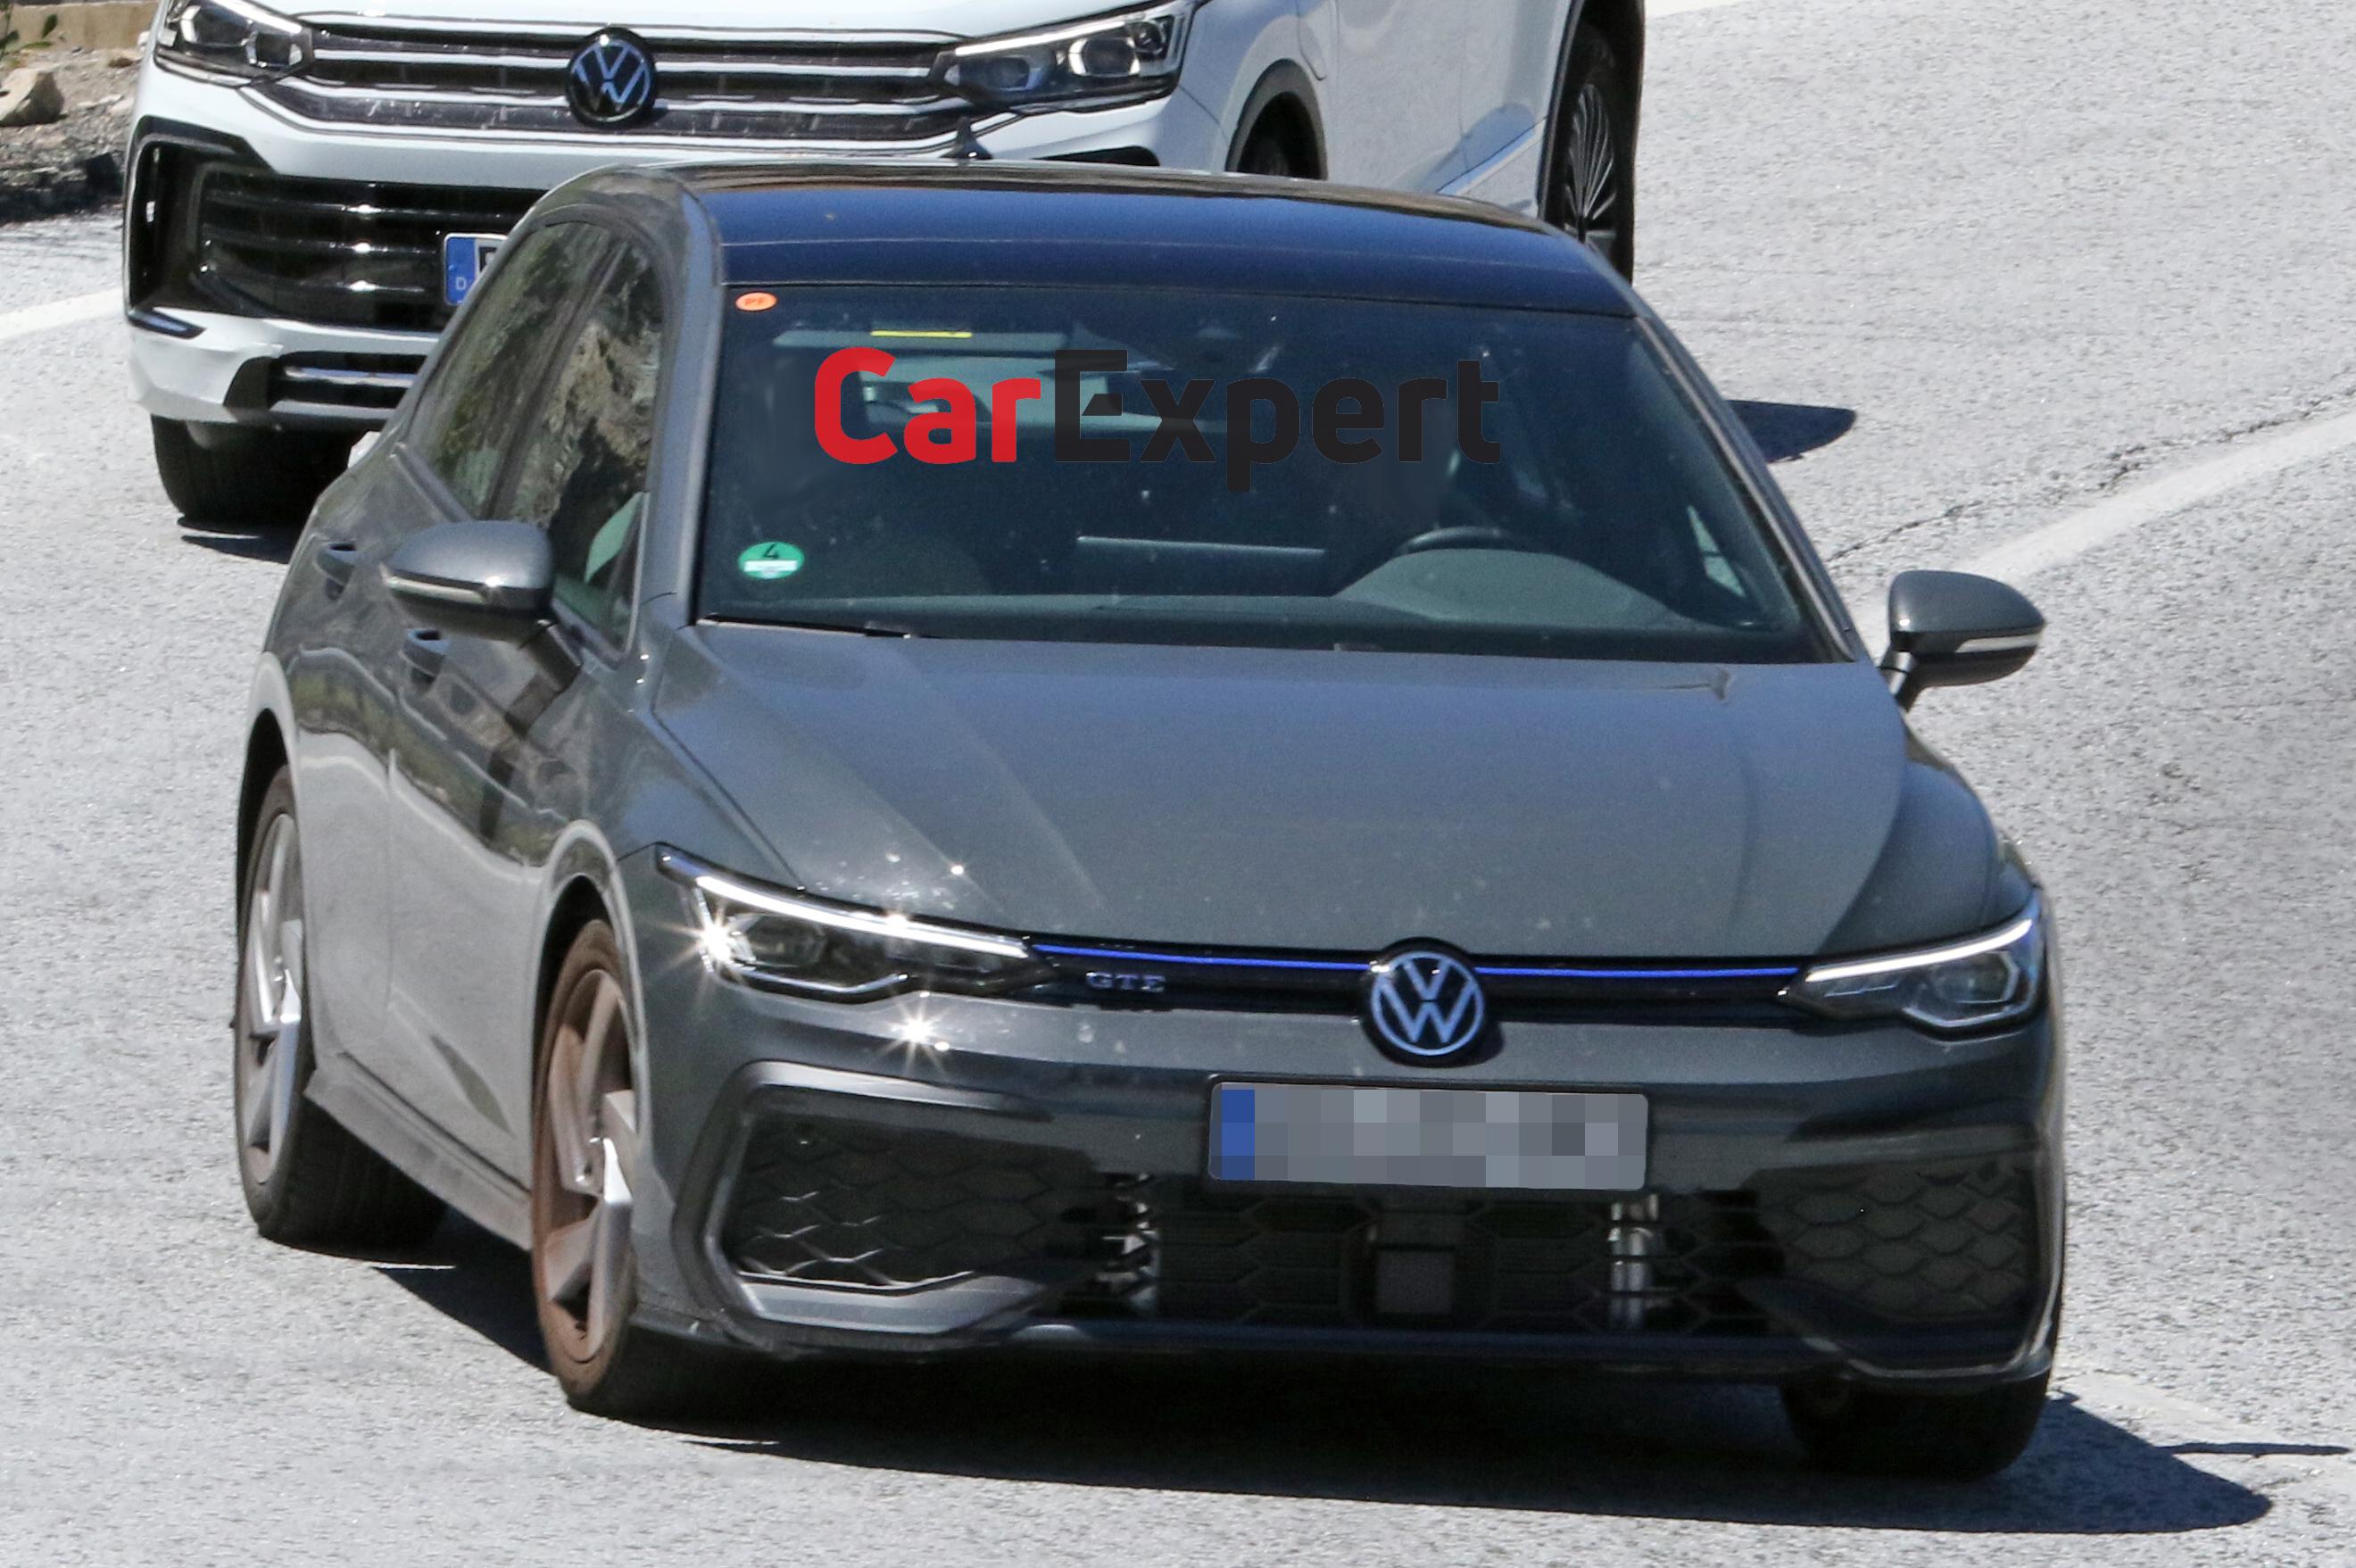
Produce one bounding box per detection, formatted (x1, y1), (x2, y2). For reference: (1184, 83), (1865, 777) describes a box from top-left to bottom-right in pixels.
(738, 542), (805, 581)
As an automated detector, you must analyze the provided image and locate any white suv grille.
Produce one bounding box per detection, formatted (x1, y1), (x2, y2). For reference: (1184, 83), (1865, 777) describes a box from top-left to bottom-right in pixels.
(258, 21), (992, 148)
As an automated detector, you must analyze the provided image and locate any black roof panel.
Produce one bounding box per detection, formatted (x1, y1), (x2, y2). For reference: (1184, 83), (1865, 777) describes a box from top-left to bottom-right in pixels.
(668, 162), (1632, 315)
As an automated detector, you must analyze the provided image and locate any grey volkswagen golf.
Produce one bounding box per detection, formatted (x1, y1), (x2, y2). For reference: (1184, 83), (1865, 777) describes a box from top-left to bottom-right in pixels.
(232, 162), (2061, 1475)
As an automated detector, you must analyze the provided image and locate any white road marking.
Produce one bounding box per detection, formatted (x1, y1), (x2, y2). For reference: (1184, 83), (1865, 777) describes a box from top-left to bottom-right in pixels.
(1964, 404), (2356, 584)
(1846, 401), (2356, 651)
(0, 289), (116, 345)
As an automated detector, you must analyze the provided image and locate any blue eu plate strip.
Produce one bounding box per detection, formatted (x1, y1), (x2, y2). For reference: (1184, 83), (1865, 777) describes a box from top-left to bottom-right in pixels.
(1211, 1085), (1257, 1181)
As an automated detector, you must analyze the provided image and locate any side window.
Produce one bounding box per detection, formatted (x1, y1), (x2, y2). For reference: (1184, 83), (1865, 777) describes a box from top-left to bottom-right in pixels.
(409, 225), (617, 517)
(504, 246), (666, 647)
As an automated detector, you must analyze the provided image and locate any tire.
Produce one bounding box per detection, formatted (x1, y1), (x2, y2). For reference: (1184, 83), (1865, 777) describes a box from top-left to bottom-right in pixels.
(1543, 23), (1638, 278)
(531, 921), (728, 1418)
(1782, 1370), (2052, 1479)
(153, 416), (354, 530)
(1232, 126), (1302, 178)
(234, 770), (445, 1249)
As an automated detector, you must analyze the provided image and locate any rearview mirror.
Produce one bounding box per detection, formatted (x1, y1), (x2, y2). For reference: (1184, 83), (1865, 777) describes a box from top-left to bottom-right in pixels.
(1880, 569), (2045, 710)
(383, 520), (552, 645)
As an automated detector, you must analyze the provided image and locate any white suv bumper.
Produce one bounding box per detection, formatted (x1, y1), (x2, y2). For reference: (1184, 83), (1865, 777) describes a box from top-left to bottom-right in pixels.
(127, 55), (1224, 431)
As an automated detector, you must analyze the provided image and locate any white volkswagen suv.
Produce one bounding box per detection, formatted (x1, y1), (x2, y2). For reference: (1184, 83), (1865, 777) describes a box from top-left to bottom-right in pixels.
(123, 0), (1644, 526)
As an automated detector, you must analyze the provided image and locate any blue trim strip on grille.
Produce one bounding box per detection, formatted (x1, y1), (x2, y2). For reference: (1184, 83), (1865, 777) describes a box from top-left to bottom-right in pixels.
(1476, 964), (1802, 981)
(1033, 942), (1797, 983)
(1033, 943), (1369, 973)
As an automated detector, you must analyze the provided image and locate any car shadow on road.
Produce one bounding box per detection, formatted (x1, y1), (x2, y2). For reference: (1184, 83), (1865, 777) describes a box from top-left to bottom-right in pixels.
(374, 1215), (546, 1370)
(1730, 400), (1856, 464)
(676, 1355), (2274, 1535)
(378, 1224), (2277, 1534)
(176, 513), (299, 565)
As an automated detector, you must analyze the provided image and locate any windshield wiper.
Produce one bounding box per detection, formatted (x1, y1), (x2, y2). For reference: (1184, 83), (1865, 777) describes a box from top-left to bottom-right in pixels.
(716, 616), (932, 639)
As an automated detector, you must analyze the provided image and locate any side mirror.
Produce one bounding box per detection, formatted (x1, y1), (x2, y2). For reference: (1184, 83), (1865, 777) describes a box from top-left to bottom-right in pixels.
(1880, 569), (2045, 710)
(383, 520), (552, 645)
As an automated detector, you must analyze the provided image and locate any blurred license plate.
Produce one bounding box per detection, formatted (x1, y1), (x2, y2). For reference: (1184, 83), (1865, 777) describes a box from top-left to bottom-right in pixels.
(1207, 1083), (1647, 1191)
(442, 233), (503, 306)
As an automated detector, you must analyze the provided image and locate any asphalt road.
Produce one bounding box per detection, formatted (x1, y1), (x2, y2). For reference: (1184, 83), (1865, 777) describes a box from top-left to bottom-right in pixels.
(5, 0), (2356, 1562)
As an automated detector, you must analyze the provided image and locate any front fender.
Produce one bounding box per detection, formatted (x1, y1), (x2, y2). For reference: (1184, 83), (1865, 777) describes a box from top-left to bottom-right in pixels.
(1182, 0), (1315, 162)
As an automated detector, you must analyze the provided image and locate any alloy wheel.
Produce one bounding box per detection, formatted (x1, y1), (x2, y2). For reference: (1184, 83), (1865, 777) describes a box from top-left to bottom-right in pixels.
(236, 812), (307, 1189)
(1555, 77), (1624, 267)
(535, 967), (641, 1364)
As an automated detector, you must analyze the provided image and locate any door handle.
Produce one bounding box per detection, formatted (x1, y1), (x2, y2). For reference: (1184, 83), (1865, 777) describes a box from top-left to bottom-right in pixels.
(402, 627), (448, 683)
(316, 540), (361, 595)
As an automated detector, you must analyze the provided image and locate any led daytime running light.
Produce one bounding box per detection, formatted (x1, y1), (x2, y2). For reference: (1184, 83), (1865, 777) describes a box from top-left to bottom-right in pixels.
(661, 853), (1031, 961)
(1801, 910), (2038, 986)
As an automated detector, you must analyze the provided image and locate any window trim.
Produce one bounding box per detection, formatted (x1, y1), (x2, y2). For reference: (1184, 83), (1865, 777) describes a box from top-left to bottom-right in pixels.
(397, 219), (619, 527)
(490, 224), (673, 663)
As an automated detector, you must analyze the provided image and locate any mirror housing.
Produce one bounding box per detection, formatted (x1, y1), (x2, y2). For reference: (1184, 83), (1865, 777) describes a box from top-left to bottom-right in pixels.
(383, 520), (552, 645)
(1880, 569), (2045, 710)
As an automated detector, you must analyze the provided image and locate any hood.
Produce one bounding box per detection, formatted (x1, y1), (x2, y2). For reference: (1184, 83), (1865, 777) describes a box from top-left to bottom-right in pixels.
(655, 627), (2003, 958)
(287, 1), (1111, 37)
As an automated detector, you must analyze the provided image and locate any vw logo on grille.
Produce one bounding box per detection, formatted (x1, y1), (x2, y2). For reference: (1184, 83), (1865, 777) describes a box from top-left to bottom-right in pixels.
(567, 30), (658, 129)
(1363, 947), (1489, 1063)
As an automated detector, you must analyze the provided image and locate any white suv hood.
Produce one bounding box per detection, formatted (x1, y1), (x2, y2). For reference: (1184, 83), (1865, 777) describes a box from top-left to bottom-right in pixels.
(288, 1), (1115, 37)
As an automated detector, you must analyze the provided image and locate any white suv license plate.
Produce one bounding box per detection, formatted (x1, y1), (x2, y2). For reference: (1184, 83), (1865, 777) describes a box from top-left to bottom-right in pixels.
(1208, 1082), (1647, 1191)
(442, 233), (504, 307)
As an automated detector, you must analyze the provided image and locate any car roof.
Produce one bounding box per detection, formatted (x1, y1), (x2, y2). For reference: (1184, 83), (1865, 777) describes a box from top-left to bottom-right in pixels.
(636, 161), (1637, 316)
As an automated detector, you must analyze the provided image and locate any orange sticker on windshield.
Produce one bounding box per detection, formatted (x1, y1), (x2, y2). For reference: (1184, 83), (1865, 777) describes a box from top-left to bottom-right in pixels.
(735, 291), (778, 313)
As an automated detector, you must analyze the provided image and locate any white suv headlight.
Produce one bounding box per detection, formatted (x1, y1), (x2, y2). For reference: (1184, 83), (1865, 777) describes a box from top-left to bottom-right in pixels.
(153, 0), (312, 82)
(1782, 898), (2047, 1034)
(944, 1), (1201, 112)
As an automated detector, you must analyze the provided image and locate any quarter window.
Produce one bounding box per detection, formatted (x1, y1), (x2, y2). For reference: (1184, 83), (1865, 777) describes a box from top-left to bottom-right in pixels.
(505, 246), (666, 646)
(409, 225), (616, 517)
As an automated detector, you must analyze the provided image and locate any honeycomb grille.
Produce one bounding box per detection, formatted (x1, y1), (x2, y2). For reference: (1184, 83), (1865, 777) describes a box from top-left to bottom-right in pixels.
(1755, 1157), (2038, 1321)
(719, 1119), (1114, 1291)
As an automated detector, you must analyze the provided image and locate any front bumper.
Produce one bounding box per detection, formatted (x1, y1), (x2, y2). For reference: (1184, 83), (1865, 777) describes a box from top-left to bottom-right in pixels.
(122, 60), (1224, 428)
(618, 860), (2066, 1390)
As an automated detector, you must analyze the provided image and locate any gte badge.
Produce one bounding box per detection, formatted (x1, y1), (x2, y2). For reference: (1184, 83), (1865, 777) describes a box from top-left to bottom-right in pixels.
(1085, 971), (1166, 995)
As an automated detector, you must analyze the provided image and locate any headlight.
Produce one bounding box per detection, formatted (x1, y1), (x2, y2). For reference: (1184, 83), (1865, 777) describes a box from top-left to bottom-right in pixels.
(153, 0), (312, 82)
(660, 851), (1051, 1000)
(1782, 897), (2046, 1034)
(944, 0), (1200, 111)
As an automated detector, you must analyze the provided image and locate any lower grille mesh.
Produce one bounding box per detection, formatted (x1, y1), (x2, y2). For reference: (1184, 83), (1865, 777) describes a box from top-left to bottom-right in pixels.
(195, 166), (535, 332)
(720, 1118), (1116, 1291)
(1149, 1189), (1781, 1334)
(1755, 1157), (2038, 1321)
(713, 1119), (2042, 1335)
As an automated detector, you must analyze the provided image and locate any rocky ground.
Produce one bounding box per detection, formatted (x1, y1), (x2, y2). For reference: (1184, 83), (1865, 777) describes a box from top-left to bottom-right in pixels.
(0, 46), (134, 224)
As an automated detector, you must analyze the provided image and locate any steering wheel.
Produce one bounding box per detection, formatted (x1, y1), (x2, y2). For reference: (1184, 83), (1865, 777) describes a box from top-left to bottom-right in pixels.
(1389, 524), (1554, 560)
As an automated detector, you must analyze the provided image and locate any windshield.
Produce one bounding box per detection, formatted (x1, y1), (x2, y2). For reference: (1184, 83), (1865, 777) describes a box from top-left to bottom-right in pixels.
(698, 286), (1830, 662)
